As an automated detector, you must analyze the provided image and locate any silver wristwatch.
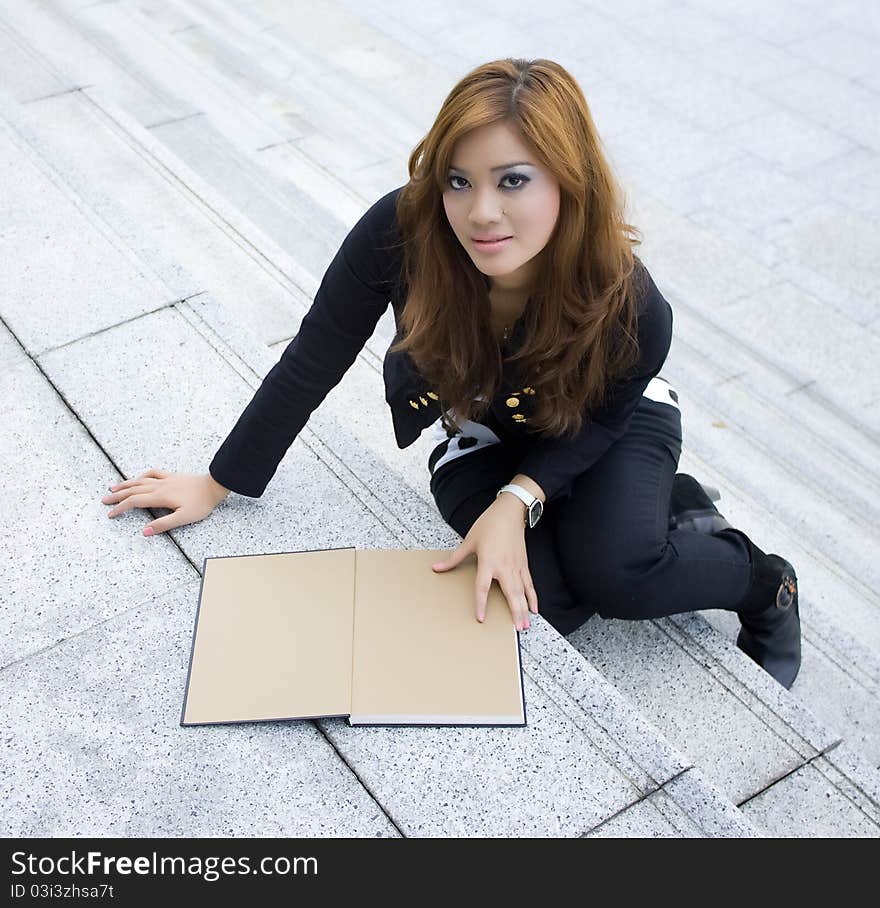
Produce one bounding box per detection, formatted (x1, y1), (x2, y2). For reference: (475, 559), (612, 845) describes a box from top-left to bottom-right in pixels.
(497, 483), (544, 529)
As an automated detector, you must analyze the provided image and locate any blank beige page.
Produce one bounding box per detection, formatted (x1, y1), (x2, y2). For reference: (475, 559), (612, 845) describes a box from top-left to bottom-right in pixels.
(350, 549), (524, 724)
(182, 548), (356, 724)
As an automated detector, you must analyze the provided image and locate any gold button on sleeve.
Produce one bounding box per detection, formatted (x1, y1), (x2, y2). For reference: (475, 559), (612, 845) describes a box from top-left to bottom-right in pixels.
(506, 397), (520, 408)
(409, 400), (419, 410)
(426, 391), (439, 400)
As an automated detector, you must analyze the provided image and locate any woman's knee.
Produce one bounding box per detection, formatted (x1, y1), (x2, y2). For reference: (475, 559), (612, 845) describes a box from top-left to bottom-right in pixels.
(561, 546), (667, 621)
(593, 582), (653, 621)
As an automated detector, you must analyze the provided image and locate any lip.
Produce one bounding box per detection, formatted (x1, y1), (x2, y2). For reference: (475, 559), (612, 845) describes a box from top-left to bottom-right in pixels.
(472, 236), (512, 252)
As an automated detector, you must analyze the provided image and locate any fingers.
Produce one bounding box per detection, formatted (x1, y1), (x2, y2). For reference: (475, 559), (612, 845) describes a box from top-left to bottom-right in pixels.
(142, 513), (184, 537)
(522, 570), (539, 615)
(474, 568), (493, 624)
(101, 477), (151, 503)
(100, 470), (188, 537)
(476, 570), (531, 631)
(102, 486), (139, 508)
(436, 544), (537, 630)
(103, 491), (151, 518)
(101, 470), (171, 512)
(101, 469), (165, 498)
(103, 489), (184, 536)
(432, 540), (471, 572)
(103, 485), (175, 518)
(497, 574), (531, 632)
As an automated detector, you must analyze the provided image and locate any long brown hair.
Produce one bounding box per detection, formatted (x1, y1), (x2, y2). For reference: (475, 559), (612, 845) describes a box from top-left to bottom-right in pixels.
(390, 57), (647, 438)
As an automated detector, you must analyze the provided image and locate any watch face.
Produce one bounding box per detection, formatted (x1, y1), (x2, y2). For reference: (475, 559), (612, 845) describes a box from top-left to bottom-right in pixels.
(527, 499), (543, 528)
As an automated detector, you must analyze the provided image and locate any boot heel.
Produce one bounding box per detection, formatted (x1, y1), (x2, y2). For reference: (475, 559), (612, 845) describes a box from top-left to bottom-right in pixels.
(701, 483), (721, 503)
(669, 474), (730, 533)
(726, 528), (802, 689)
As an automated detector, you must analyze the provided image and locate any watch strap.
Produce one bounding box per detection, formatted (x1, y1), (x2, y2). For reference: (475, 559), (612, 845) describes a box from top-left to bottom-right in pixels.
(497, 483), (543, 528)
(496, 483), (536, 509)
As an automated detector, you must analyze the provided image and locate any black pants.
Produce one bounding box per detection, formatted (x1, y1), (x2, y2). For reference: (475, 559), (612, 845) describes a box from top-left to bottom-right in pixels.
(429, 387), (753, 636)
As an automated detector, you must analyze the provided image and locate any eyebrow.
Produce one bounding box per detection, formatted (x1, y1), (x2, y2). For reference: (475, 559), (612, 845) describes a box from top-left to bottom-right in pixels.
(448, 162), (534, 173)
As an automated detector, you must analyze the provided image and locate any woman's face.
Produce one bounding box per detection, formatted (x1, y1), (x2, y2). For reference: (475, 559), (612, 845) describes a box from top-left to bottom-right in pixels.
(442, 121), (560, 294)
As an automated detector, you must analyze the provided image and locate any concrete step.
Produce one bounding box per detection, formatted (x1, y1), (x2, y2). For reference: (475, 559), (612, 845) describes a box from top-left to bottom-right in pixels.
(0, 10), (74, 101)
(186, 267), (880, 835)
(0, 162), (399, 834)
(567, 609), (880, 835)
(198, 0), (880, 457)
(25, 1), (880, 489)
(40, 0), (417, 197)
(0, 86), (763, 837)
(0, 87), (306, 353)
(0, 0), (190, 123)
(108, 98), (880, 830)
(151, 4), (876, 828)
(128, 0), (880, 567)
(3, 1), (876, 836)
(52, 1), (880, 775)
(0, 0), (395, 340)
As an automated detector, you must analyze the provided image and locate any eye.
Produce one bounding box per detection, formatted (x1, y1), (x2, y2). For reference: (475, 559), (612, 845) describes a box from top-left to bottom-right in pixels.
(446, 173), (531, 191)
(502, 173), (529, 189)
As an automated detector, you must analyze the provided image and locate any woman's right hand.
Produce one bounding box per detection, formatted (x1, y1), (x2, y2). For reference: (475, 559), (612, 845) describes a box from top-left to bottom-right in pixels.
(100, 469), (230, 536)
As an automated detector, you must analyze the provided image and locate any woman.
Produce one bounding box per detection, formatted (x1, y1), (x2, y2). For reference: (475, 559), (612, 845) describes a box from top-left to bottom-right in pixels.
(99, 59), (801, 689)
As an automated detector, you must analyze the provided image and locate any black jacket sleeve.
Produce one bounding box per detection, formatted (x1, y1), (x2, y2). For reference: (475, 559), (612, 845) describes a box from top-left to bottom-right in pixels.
(515, 267), (674, 503)
(208, 187), (403, 498)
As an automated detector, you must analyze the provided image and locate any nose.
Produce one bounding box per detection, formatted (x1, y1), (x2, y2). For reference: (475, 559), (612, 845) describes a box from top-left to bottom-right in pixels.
(467, 186), (505, 227)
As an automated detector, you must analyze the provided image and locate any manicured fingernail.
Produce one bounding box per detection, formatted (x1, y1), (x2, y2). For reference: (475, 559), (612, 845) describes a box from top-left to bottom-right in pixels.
(144, 528), (154, 536)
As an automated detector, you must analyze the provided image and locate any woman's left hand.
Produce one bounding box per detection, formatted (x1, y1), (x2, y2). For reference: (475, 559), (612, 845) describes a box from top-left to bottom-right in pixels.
(432, 494), (539, 631)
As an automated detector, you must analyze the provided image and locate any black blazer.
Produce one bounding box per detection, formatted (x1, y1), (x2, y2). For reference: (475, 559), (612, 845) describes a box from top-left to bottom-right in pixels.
(209, 185), (673, 502)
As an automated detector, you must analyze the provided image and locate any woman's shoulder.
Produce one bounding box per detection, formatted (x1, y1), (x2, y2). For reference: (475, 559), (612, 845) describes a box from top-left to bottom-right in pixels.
(631, 257), (673, 369)
(631, 258), (671, 320)
(372, 184), (407, 225)
(339, 184), (407, 291)
(346, 184), (407, 249)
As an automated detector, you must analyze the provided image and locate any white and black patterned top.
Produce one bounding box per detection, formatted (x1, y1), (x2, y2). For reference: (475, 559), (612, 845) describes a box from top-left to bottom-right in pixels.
(426, 375), (680, 478)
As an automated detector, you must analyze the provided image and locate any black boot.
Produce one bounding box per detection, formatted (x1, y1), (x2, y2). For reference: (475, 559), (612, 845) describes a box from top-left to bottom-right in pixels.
(669, 473), (732, 534)
(719, 528), (802, 689)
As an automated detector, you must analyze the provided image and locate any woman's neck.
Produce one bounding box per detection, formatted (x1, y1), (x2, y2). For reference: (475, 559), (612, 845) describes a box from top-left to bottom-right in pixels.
(489, 285), (529, 312)
(488, 286), (530, 343)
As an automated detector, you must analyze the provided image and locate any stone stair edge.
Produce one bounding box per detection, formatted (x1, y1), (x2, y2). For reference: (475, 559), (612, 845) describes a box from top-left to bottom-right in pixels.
(161, 0), (426, 143)
(665, 293), (880, 504)
(668, 324), (880, 522)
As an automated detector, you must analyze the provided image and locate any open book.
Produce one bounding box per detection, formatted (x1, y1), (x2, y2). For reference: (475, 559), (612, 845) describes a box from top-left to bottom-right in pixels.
(180, 548), (526, 727)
